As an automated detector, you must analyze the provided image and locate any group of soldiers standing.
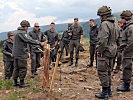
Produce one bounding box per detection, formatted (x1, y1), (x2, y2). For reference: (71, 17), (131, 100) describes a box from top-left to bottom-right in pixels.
(87, 6), (133, 99)
(2, 17), (83, 88)
(2, 5), (133, 99)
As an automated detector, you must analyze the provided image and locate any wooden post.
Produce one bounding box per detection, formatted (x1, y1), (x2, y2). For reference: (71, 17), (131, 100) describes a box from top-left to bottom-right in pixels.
(49, 50), (61, 92)
(42, 44), (50, 87)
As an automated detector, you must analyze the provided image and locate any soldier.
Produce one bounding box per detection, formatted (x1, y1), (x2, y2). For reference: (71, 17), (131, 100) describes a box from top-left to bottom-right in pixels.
(86, 19), (98, 67)
(95, 6), (119, 99)
(69, 18), (83, 66)
(60, 23), (72, 59)
(113, 21), (123, 74)
(2, 32), (14, 79)
(13, 20), (46, 88)
(29, 23), (47, 78)
(117, 10), (133, 92)
(44, 22), (59, 63)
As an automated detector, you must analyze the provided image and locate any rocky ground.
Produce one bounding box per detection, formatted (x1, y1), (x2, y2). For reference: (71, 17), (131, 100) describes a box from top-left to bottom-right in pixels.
(0, 45), (133, 100)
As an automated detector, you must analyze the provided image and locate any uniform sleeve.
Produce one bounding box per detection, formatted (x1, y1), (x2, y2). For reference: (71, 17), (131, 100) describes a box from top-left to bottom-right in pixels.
(80, 26), (83, 35)
(41, 33), (47, 42)
(96, 22), (109, 53)
(18, 32), (41, 45)
(55, 33), (59, 41)
(2, 41), (12, 56)
(44, 30), (48, 36)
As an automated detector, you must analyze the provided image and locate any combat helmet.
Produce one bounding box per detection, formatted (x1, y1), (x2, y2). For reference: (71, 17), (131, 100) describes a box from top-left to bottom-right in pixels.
(7, 32), (14, 37)
(120, 10), (133, 21)
(97, 6), (112, 16)
(20, 20), (30, 27)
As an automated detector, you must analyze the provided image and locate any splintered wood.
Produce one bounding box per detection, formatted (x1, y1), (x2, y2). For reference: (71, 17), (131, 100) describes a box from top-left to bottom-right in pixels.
(42, 44), (50, 87)
(49, 50), (61, 92)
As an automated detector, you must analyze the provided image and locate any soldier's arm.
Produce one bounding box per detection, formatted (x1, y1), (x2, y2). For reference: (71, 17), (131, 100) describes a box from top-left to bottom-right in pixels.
(55, 33), (59, 46)
(2, 41), (12, 56)
(119, 30), (127, 50)
(80, 27), (84, 43)
(96, 22), (109, 53)
(18, 32), (41, 45)
(41, 33), (48, 42)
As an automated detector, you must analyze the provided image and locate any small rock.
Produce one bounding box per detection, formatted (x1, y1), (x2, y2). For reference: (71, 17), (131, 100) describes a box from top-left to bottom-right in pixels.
(84, 86), (95, 90)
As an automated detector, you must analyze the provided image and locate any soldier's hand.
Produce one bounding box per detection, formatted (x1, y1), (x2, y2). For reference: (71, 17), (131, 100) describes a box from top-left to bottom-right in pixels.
(41, 42), (47, 46)
(68, 32), (72, 36)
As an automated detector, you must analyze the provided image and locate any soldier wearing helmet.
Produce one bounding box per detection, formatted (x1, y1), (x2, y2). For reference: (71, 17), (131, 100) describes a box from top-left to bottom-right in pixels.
(117, 10), (133, 92)
(60, 23), (73, 60)
(2, 32), (14, 79)
(95, 6), (119, 99)
(13, 20), (47, 88)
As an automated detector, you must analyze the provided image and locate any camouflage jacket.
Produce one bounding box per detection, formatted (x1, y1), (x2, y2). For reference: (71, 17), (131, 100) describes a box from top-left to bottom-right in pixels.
(13, 27), (41, 59)
(120, 20), (133, 58)
(96, 16), (119, 58)
(2, 39), (14, 61)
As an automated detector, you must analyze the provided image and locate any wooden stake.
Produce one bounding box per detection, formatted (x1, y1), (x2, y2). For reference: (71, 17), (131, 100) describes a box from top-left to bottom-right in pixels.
(42, 44), (50, 87)
(49, 50), (61, 92)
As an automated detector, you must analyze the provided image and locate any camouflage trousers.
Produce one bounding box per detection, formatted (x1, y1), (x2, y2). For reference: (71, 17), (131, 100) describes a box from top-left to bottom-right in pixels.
(13, 58), (27, 80)
(122, 57), (132, 83)
(97, 56), (114, 87)
(69, 40), (80, 59)
(31, 52), (41, 73)
(4, 61), (14, 79)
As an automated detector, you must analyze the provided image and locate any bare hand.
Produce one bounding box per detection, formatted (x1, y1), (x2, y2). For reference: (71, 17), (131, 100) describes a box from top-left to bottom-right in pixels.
(41, 42), (47, 46)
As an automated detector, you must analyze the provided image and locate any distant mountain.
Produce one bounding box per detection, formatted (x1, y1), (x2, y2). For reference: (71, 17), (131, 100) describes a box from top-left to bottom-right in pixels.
(0, 12), (122, 41)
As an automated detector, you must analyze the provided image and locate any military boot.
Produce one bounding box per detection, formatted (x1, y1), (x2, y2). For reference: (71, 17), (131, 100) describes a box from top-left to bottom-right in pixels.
(68, 58), (73, 66)
(34, 71), (38, 76)
(95, 87), (109, 99)
(108, 86), (112, 97)
(75, 58), (78, 66)
(30, 71), (35, 78)
(117, 82), (130, 92)
(19, 79), (30, 88)
(13, 79), (19, 87)
(87, 62), (93, 68)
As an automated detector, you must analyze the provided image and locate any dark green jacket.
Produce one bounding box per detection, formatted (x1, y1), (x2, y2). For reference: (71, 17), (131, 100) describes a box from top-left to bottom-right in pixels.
(29, 30), (47, 53)
(13, 27), (41, 59)
(120, 20), (133, 58)
(96, 16), (119, 58)
(2, 39), (13, 61)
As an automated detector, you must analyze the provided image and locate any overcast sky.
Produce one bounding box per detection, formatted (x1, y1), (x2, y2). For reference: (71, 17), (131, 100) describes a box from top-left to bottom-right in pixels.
(0, 0), (133, 32)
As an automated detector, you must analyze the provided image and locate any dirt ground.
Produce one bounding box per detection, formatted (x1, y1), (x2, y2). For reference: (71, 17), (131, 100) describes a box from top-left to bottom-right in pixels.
(0, 45), (133, 100)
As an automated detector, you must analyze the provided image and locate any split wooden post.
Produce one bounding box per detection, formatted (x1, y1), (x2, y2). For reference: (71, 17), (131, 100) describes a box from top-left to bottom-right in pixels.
(42, 44), (50, 87)
(49, 50), (61, 92)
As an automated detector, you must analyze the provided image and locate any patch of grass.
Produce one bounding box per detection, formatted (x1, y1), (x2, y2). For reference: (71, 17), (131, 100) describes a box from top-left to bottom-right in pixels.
(0, 53), (3, 61)
(30, 87), (41, 93)
(83, 38), (89, 45)
(0, 80), (13, 90)
(2, 92), (22, 100)
(8, 92), (20, 100)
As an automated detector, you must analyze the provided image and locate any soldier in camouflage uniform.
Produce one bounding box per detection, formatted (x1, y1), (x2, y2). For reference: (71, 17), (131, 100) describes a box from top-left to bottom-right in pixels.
(117, 10), (133, 92)
(44, 22), (59, 64)
(113, 21), (123, 74)
(29, 23), (47, 78)
(2, 32), (14, 79)
(60, 23), (72, 59)
(95, 6), (119, 99)
(69, 18), (83, 67)
(13, 20), (46, 88)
